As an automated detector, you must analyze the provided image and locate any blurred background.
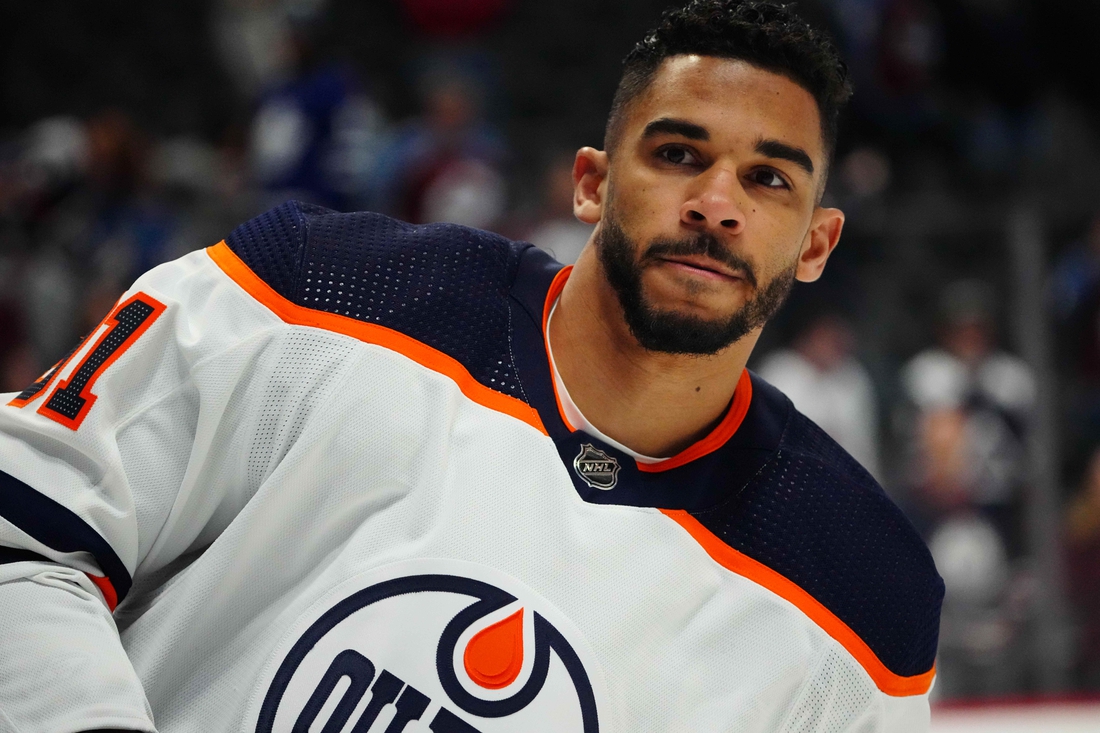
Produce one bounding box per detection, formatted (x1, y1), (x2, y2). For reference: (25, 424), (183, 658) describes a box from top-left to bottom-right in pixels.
(2, 0), (1100, 723)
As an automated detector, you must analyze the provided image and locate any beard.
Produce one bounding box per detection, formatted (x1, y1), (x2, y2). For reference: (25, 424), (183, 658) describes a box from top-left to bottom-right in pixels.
(595, 215), (797, 356)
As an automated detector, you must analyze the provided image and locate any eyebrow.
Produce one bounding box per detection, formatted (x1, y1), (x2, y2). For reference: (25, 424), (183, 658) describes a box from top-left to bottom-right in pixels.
(641, 117), (709, 141)
(643, 119), (815, 177)
(755, 138), (814, 176)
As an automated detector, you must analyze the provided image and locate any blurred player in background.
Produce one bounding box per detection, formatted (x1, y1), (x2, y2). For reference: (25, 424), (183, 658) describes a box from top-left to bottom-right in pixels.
(0, 1), (942, 731)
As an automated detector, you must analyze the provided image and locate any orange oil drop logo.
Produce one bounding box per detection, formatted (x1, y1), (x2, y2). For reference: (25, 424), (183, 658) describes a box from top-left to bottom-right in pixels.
(462, 608), (524, 689)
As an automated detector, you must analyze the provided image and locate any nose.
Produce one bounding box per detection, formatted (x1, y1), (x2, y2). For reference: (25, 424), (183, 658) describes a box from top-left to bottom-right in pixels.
(679, 168), (747, 235)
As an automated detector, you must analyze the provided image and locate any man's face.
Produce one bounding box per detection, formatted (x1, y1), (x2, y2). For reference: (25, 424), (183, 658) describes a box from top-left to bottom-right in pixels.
(592, 56), (832, 355)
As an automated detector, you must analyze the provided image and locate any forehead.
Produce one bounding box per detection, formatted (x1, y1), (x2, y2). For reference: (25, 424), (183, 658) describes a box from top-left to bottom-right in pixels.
(625, 55), (824, 161)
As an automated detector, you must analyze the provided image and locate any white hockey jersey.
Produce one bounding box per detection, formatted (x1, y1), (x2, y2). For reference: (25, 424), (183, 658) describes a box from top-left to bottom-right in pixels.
(0, 201), (942, 733)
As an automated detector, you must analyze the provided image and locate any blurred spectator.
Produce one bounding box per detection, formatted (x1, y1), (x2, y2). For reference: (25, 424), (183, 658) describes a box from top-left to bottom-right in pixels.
(214, 0), (299, 101)
(12, 116), (91, 368)
(903, 380), (1032, 698)
(900, 279), (1038, 696)
(903, 281), (1034, 418)
(831, 145), (893, 226)
(371, 67), (507, 228)
(150, 134), (260, 261)
(758, 313), (881, 478)
(366, 0), (511, 229)
(518, 149), (592, 264)
(930, 507), (1026, 697)
(902, 279), (1033, 537)
(1065, 446), (1100, 690)
(248, 10), (385, 209)
(81, 110), (178, 298)
(20, 117), (89, 204)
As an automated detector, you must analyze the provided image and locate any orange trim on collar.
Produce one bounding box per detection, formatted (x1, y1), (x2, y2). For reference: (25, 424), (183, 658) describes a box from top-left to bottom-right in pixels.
(660, 508), (936, 697)
(541, 265), (752, 470)
(542, 265), (577, 432)
(638, 369), (752, 472)
(206, 241), (546, 435)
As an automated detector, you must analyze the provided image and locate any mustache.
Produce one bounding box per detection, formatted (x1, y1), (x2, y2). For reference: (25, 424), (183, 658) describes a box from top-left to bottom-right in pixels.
(640, 233), (759, 288)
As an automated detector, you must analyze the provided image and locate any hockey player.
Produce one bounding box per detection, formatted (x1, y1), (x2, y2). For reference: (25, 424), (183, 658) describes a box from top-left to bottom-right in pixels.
(0, 1), (943, 731)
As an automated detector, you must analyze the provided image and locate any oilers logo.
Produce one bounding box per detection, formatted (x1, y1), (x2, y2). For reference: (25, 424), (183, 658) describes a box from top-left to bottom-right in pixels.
(244, 559), (608, 733)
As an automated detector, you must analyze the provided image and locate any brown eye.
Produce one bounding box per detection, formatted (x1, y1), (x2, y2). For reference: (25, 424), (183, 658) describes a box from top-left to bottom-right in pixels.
(753, 169), (789, 189)
(658, 146), (699, 166)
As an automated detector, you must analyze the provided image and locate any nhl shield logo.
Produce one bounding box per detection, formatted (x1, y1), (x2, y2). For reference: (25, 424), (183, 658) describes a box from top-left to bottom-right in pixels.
(573, 444), (620, 490)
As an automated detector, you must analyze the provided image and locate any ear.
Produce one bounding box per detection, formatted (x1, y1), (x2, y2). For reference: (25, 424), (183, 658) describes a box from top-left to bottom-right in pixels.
(573, 147), (609, 225)
(795, 207), (845, 283)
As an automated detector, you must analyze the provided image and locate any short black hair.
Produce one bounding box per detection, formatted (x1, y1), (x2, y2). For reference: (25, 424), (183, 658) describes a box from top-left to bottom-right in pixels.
(605, 0), (851, 165)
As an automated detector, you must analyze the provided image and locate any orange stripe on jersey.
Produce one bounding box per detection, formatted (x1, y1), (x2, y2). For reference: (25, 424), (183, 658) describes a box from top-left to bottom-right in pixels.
(659, 508), (936, 697)
(86, 573), (119, 612)
(540, 265), (752, 470)
(206, 241), (547, 435)
(638, 369), (752, 472)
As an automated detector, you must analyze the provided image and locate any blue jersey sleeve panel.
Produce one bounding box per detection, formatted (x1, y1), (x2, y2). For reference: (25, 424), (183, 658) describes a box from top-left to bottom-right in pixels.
(224, 199), (535, 405)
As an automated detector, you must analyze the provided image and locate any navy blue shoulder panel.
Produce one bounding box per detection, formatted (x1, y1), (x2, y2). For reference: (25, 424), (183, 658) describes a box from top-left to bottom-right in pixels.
(225, 200), (316, 297)
(225, 200), (533, 402)
(691, 376), (944, 678)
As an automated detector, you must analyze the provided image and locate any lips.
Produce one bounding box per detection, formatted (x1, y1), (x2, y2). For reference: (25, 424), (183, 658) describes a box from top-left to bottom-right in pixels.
(657, 255), (744, 282)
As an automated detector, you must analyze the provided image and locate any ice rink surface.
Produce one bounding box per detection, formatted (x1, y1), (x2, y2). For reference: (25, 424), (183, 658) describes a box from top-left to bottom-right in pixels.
(931, 701), (1100, 732)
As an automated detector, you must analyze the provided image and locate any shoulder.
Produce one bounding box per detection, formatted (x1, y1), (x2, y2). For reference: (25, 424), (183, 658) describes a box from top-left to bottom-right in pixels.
(223, 200), (529, 300)
(695, 375), (943, 682)
(217, 200), (535, 401)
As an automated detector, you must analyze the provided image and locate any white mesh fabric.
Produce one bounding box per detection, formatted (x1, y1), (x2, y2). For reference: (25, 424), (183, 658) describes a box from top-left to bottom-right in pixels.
(117, 385), (200, 566)
(0, 566), (155, 733)
(780, 644), (878, 732)
(245, 328), (356, 497)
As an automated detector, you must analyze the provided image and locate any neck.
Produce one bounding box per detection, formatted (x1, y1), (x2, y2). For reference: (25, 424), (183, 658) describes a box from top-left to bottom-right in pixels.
(550, 244), (759, 457)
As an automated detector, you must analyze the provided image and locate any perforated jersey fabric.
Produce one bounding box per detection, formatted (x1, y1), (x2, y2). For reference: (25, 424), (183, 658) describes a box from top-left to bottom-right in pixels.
(226, 200), (526, 402)
(0, 201), (941, 733)
(692, 387), (943, 678)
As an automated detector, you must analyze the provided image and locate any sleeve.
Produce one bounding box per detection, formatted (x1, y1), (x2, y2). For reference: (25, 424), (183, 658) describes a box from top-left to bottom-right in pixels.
(0, 246), (285, 733)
